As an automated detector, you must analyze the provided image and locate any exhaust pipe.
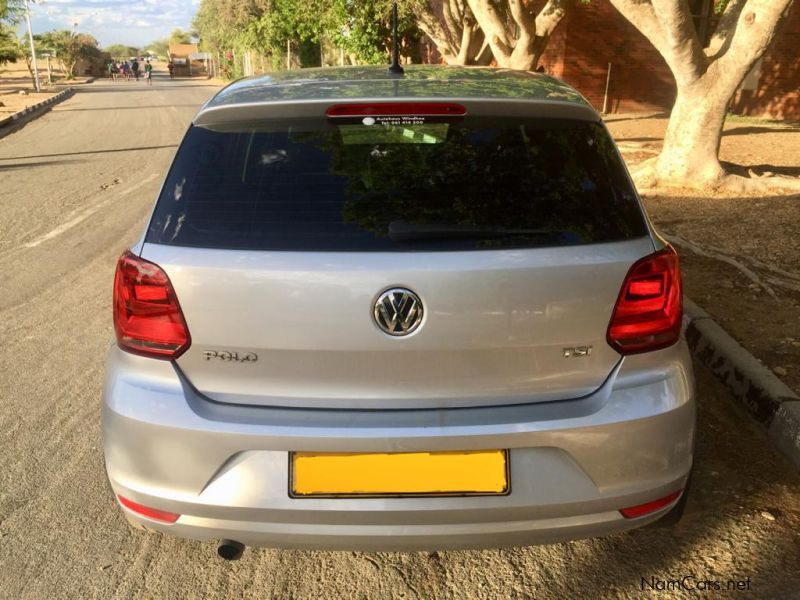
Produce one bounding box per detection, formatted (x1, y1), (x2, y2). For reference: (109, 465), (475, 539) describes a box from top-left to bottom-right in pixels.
(217, 539), (245, 561)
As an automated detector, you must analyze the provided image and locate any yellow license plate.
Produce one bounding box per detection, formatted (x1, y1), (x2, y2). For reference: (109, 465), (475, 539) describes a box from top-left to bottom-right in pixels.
(290, 450), (509, 497)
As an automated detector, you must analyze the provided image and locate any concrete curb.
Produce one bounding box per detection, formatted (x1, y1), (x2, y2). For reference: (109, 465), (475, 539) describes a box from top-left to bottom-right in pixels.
(0, 87), (74, 134)
(684, 298), (800, 469)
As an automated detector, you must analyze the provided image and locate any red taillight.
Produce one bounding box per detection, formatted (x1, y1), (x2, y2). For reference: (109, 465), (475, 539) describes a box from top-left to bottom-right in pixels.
(607, 246), (682, 355)
(326, 102), (467, 117)
(619, 489), (683, 519)
(118, 495), (180, 524)
(113, 250), (190, 360)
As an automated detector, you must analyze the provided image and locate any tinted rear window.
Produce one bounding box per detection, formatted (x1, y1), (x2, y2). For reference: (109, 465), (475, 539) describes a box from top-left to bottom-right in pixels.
(146, 116), (647, 251)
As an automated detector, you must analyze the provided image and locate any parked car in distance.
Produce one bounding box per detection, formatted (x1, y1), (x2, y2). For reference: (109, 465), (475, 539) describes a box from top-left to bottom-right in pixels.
(103, 65), (695, 559)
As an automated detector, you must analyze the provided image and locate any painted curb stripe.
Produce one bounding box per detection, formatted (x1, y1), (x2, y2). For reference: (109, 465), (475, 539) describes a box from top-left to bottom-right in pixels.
(684, 297), (800, 469)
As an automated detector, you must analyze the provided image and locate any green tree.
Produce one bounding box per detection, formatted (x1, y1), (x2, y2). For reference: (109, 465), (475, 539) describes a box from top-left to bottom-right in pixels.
(105, 44), (139, 59)
(193, 0), (423, 76)
(0, 0), (24, 23)
(326, 0), (420, 64)
(39, 30), (101, 78)
(170, 28), (193, 44)
(146, 38), (170, 58)
(0, 23), (21, 65)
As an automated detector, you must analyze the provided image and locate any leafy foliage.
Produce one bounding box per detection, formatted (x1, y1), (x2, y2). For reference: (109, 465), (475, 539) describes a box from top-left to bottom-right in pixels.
(0, 0), (23, 24)
(193, 0), (421, 77)
(38, 30), (101, 78)
(170, 28), (194, 45)
(105, 44), (139, 59)
(146, 38), (170, 58)
(0, 22), (21, 65)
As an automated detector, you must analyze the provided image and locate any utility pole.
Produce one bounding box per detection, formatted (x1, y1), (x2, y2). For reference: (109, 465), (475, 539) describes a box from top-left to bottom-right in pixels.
(23, 0), (41, 92)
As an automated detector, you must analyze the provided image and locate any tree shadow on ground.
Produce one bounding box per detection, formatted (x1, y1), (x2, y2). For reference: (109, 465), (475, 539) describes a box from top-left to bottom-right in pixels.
(723, 125), (799, 137)
(0, 144), (178, 161)
(55, 104), (201, 112)
(615, 136), (661, 143)
(603, 112), (670, 123)
(721, 161), (800, 178)
(0, 158), (86, 170)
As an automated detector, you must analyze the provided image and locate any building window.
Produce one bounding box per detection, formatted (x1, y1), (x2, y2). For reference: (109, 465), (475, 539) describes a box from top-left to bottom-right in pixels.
(689, 0), (720, 48)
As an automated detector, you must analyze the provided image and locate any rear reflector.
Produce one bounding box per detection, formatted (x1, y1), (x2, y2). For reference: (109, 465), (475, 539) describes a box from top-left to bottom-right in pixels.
(619, 489), (683, 519)
(117, 495), (180, 524)
(113, 250), (191, 360)
(607, 246), (682, 355)
(326, 102), (467, 118)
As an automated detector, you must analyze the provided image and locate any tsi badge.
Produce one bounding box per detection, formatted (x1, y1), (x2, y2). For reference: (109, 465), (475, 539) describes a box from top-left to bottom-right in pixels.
(563, 345), (593, 358)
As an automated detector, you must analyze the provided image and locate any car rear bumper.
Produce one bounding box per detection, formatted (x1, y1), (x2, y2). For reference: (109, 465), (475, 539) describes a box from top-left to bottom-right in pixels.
(102, 342), (695, 551)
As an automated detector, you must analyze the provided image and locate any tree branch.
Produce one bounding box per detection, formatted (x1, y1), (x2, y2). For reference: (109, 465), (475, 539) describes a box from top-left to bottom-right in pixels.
(456, 5), (481, 64)
(650, 0), (706, 84)
(706, 0), (747, 59)
(442, 0), (462, 48)
(534, 0), (570, 37)
(508, 0), (535, 33)
(467, 0), (513, 62)
(610, 0), (707, 87)
(711, 0), (794, 95)
(608, 0), (668, 51)
(528, 0), (570, 69)
(415, 1), (459, 61)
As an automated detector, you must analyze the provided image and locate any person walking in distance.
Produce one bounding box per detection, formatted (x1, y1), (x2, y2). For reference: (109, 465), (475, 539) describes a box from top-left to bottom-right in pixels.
(131, 58), (140, 81)
(167, 60), (175, 80)
(144, 60), (153, 86)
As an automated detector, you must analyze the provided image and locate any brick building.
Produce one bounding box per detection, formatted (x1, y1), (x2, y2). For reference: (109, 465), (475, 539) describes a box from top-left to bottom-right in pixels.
(537, 1), (800, 120)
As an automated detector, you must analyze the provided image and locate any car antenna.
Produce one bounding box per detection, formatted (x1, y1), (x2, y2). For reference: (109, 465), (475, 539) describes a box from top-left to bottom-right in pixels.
(388, 2), (404, 76)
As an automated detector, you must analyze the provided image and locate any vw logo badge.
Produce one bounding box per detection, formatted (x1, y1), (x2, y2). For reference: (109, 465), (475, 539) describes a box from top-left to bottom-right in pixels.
(373, 288), (424, 336)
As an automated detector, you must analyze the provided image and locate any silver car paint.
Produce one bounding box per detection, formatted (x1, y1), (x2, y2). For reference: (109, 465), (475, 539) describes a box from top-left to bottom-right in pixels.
(144, 237), (654, 410)
(104, 340), (694, 550)
(103, 66), (695, 549)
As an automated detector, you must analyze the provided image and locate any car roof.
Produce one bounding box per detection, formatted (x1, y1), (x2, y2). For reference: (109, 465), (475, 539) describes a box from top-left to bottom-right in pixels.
(195, 65), (598, 126)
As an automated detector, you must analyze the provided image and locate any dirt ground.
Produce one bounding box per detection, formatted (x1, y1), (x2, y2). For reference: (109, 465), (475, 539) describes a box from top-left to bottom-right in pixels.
(606, 114), (800, 397)
(0, 60), (87, 117)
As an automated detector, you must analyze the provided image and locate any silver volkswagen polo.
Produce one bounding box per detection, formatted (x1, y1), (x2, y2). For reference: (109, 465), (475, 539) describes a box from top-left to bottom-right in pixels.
(103, 65), (695, 559)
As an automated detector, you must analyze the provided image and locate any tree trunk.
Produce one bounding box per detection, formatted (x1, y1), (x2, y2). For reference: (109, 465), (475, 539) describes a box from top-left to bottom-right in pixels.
(24, 55), (35, 88)
(416, 0), (488, 66)
(648, 80), (729, 187)
(467, 0), (568, 71)
(610, 0), (799, 192)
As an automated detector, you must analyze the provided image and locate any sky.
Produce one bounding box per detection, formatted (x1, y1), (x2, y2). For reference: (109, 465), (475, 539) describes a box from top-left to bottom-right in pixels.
(23, 0), (198, 48)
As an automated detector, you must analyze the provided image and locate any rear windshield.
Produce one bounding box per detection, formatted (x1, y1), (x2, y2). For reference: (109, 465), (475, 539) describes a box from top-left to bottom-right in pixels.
(146, 116), (647, 251)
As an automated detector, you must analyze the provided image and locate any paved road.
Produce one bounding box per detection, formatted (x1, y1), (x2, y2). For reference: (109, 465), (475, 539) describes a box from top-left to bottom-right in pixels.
(1, 75), (799, 599)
